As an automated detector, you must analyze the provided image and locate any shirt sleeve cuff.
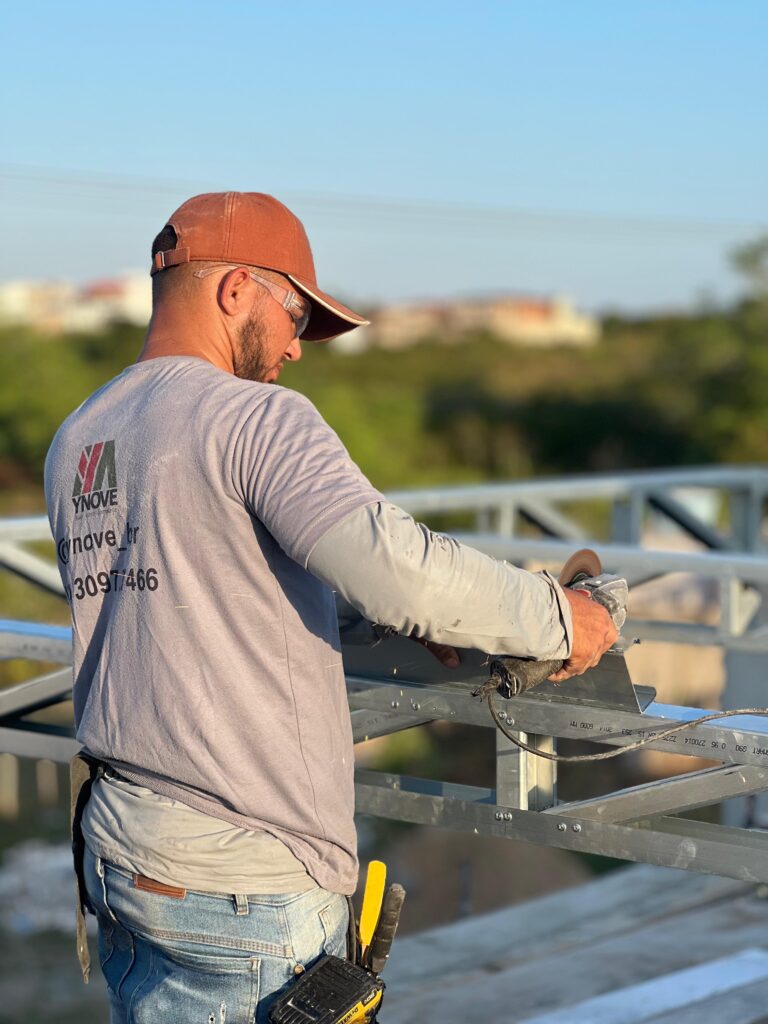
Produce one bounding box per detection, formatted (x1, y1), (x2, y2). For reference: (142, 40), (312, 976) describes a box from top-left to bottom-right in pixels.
(538, 570), (573, 659)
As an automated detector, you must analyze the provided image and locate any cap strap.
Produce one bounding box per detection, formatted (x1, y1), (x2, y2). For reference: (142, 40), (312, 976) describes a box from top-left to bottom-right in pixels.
(150, 247), (191, 274)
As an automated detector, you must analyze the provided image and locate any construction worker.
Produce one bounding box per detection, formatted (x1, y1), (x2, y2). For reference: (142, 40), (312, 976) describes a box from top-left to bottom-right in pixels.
(44, 192), (617, 1022)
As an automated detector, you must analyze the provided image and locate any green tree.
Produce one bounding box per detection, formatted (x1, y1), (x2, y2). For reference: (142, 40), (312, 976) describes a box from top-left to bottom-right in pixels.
(732, 235), (768, 301)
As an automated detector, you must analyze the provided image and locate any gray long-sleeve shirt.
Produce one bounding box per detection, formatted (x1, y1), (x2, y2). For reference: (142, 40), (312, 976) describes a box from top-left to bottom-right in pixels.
(84, 500), (571, 893)
(316, 501), (572, 659)
(52, 356), (571, 894)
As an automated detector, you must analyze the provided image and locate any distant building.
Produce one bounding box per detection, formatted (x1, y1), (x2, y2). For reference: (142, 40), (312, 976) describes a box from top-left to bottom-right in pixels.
(370, 294), (599, 349)
(0, 280), (78, 334)
(0, 273), (152, 333)
(0, 275), (598, 350)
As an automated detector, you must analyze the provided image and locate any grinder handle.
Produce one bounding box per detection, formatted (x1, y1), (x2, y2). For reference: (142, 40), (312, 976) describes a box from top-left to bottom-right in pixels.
(369, 884), (406, 975)
(490, 657), (564, 696)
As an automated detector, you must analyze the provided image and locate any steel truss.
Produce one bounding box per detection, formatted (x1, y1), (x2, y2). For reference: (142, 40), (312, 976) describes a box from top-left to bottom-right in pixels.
(4, 465), (768, 882)
(3, 629), (768, 881)
(346, 637), (768, 884)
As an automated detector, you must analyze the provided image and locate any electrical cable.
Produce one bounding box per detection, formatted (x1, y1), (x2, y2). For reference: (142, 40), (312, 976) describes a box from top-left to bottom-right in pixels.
(0, 164), (755, 241)
(481, 689), (768, 763)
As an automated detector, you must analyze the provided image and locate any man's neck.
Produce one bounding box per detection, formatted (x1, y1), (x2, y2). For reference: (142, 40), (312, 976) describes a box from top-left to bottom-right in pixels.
(139, 309), (235, 375)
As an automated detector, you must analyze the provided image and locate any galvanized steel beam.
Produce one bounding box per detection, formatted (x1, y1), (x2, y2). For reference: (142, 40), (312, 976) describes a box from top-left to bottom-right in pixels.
(549, 764), (768, 823)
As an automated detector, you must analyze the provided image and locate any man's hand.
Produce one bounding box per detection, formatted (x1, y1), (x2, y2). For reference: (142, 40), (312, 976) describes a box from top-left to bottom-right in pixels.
(409, 635), (460, 668)
(549, 588), (618, 682)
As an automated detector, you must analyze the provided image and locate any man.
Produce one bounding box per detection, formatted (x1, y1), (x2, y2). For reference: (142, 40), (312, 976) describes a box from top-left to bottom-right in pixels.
(45, 192), (617, 1022)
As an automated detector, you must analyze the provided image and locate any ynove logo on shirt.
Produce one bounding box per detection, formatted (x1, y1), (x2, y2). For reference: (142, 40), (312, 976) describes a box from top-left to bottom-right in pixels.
(72, 440), (118, 512)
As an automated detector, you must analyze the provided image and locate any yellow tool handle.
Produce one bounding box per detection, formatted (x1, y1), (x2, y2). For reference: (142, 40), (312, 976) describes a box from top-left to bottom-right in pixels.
(359, 860), (386, 961)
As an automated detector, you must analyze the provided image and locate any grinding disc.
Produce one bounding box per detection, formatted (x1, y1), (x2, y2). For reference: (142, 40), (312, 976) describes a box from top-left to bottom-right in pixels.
(559, 548), (602, 587)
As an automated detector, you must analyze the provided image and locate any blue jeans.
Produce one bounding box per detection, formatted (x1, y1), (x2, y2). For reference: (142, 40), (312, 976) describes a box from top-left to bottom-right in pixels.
(83, 846), (349, 1023)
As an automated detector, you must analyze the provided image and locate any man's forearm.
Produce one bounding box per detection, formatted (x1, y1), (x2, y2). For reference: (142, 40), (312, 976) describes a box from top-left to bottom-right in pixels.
(309, 502), (572, 659)
(334, 592), (384, 645)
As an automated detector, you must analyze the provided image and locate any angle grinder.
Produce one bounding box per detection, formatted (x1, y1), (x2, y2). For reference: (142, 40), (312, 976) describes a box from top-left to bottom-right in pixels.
(485, 549), (631, 698)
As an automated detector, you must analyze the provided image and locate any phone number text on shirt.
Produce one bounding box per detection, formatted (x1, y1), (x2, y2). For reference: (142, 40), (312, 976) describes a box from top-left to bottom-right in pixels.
(66, 566), (159, 602)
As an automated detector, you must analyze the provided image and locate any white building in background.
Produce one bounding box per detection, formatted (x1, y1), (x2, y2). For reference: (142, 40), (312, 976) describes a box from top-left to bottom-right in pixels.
(0, 272), (152, 333)
(370, 294), (599, 350)
(0, 280), (78, 333)
(0, 274), (598, 350)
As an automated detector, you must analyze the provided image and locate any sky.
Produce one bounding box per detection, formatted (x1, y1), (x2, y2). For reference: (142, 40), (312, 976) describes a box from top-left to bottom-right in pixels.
(1, 0), (766, 312)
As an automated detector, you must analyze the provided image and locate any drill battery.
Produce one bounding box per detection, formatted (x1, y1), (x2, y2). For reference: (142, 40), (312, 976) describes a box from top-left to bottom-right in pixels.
(269, 865), (404, 1024)
(267, 955), (384, 1024)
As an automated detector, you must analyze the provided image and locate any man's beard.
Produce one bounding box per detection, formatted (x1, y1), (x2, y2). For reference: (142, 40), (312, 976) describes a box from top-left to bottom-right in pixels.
(234, 308), (274, 383)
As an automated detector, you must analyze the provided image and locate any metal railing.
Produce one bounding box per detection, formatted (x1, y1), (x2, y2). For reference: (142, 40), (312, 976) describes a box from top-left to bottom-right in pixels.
(389, 465), (768, 552)
(391, 465), (768, 652)
(3, 465), (768, 879)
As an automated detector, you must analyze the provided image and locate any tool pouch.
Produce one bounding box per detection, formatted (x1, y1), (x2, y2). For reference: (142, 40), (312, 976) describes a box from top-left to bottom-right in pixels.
(69, 750), (104, 983)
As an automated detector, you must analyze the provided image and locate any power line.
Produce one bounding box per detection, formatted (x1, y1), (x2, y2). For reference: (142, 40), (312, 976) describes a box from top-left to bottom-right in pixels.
(0, 164), (763, 244)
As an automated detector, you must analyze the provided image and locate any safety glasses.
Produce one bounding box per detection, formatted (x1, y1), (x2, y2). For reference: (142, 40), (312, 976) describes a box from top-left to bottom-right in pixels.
(194, 264), (310, 339)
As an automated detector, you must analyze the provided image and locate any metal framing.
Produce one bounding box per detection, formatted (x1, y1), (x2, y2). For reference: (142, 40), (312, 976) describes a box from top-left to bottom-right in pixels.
(349, 653), (768, 883)
(4, 465), (768, 882)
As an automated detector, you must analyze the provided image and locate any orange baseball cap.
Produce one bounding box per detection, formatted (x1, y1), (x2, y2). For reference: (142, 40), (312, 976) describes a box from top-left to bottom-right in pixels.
(151, 191), (368, 342)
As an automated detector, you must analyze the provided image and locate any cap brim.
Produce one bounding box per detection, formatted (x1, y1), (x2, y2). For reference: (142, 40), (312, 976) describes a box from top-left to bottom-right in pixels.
(287, 275), (369, 342)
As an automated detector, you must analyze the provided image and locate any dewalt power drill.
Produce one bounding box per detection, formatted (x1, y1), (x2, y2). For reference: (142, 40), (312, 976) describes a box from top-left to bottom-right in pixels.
(268, 862), (405, 1024)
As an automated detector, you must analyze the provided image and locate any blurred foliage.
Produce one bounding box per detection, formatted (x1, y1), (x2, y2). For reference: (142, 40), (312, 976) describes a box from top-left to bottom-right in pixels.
(3, 292), (768, 497)
(0, 250), (766, 697)
(1, 297), (761, 609)
(1, 249), (767, 876)
(731, 236), (768, 301)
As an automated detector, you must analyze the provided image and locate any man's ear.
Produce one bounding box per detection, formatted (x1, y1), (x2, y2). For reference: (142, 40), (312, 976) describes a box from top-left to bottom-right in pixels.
(218, 268), (253, 317)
